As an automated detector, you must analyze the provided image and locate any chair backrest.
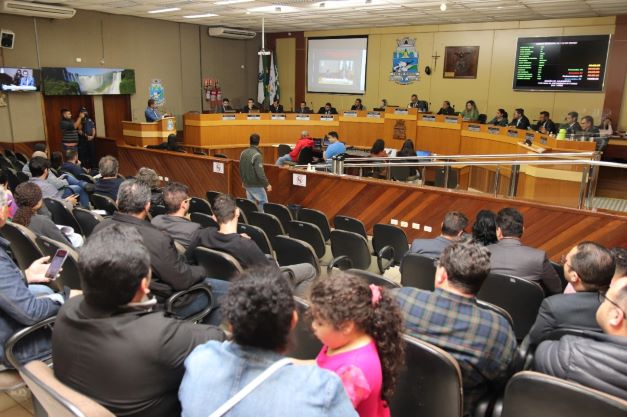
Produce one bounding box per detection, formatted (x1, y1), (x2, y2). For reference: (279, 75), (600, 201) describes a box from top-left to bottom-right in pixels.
(272, 235), (320, 277)
(263, 202), (293, 231)
(333, 215), (368, 240)
(435, 168), (459, 189)
(235, 198), (259, 220)
(43, 198), (83, 235)
(501, 371), (627, 417)
(149, 204), (167, 217)
(373, 223), (408, 264)
(16, 171), (30, 185)
(278, 144), (292, 157)
(4, 168), (19, 193)
(399, 253), (437, 290)
(346, 268), (401, 289)
(478, 113), (487, 124)
(90, 194), (118, 215)
(237, 223), (273, 256)
(190, 212), (218, 229)
(330, 229), (371, 270)
(389, 334), (463, 417)
(298, 208), (331, 242)
(476, 299), (515, 328)
(247, 211), (285, 241)
(192, 247), (242, 281)
(297, 146), (314, 164)
(0, 222), (45, 271)
(477, 273), (545, 340)
(72, 208), (103, 238)
(189, 197), (212, 215)
(36, 236), (81, 290)
(390, 165), (411, 181)
(550, 260), (568, 291)
(78, 173), (95, 184)
(15, 152), (29, 165)
(0, 155), (14, 171)
(287, 220), (326, 259)
(205, 190), (222, 207)
(285, 297), (323, 360)
(21, 361), (115, 417)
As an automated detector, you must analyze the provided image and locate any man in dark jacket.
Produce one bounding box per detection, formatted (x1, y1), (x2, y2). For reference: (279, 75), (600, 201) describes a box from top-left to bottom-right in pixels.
(240, 133), (271, 210)
(53, 224), (224, 417)
(534, 111), (557, 135)
(527, 241), (614, 346)
(534, 278), (627, 400)
(151, 182), (201, 247)
(508, 108), (530, 130)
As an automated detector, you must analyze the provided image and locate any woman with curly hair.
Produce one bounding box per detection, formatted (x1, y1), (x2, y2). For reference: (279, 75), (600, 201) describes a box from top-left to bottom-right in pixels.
(471, 209), (498, 246)
(309, 272), (404, 417)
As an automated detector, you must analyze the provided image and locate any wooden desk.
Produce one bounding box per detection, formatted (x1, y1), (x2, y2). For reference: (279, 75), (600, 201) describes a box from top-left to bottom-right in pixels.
(382, 107), (418, 146)
(416, 114), (462, 154)
(122, 117), (176, 147)
(338, 110), (384, 148)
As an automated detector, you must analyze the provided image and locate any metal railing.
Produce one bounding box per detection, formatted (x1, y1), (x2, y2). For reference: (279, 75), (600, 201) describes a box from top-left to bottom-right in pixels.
(297, 152), (626, 210)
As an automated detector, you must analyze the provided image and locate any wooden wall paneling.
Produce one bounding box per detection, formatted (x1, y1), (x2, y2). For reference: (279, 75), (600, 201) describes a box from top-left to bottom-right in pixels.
(102, 95), (132, 144)
(42, 96), (95, 152)
(95, 137), (119, 161)
(602, 15), (627, 124)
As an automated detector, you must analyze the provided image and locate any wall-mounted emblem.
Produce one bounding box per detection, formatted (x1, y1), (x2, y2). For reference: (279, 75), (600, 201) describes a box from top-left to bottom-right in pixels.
(390, 37), (419, 85)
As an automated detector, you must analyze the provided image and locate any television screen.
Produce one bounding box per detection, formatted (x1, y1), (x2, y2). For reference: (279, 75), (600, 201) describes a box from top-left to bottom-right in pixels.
(307, 36), (368, 94)
(42, 67), (136, 95)
(0, 67), (41, 92)
(513, 35), (610, 91)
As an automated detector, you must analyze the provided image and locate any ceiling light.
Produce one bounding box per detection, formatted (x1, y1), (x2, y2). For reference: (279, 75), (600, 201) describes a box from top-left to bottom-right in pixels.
(214, 0), (254, 5)
(275, 6), (281, 12)
(440, 1), (446, 11)
(148, 7), (181, 13)
(183, 12), (218, 18)
(320, 2), (325, 6)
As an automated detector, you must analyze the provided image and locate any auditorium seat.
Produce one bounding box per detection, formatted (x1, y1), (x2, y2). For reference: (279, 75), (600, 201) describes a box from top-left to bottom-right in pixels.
(334, 215), (368, 240)
(550, 260), (567, 291)
(189, 197), (212, 215)
(329, 229), (394, 274)
(44, 198), (83, 236)
(247, 212), (285, 241)
(190, 212), (218, 229)
(346, 268), (401, 290)
(0, 222), (45, 271)
(192, 246), (242, 281)
(298, 208), (331, 242)
(36, 236), (81, 290)
(149, 204), (167, 217)
(263, 202), (293, 231)
(205, 190), (222, 207)
(235, 198), (258, 220)
(373, 223), (408, 265)
(297, 147), (314, 165)
(285, 297), (323, 360)
(15, 152), (29, 165)
(287, 220), (327, 260)
(400, 253), (437, 290)
(164, 282), (215, 323)
(90, 194), (118, 215)
(272, 235), (320, 277)
(237, 223), (273, 256)
(500, 371), (627, 417)
(389, 334), (463, 417)
(78, 173), (96, 184)
(4, 168), (20, 193)
(278, 144), (292, 157)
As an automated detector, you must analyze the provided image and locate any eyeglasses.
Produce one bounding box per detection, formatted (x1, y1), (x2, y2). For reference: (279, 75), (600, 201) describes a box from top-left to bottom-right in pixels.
(599, 290), (626, 317)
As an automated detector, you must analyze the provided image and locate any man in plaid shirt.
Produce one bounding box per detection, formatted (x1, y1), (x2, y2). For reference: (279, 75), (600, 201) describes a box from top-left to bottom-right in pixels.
(393, 241), (517, 413)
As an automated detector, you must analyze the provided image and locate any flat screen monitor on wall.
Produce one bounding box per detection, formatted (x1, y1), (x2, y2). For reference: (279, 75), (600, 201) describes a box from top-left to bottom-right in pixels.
(307, 36), (368, 94)
(513, 35), (610, 92)
(42, 67), (136, 95)
(0, 67), (41, 92)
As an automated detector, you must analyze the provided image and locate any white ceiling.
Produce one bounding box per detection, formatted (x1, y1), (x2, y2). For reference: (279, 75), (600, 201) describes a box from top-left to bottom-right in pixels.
(41, 0), (627, 32)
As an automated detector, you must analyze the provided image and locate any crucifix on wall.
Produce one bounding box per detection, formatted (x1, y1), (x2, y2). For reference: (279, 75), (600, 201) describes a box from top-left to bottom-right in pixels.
(432, 51), (441, 71)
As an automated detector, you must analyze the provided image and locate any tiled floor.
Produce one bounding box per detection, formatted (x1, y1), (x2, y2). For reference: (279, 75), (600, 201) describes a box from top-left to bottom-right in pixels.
(0, 390), (34, 417)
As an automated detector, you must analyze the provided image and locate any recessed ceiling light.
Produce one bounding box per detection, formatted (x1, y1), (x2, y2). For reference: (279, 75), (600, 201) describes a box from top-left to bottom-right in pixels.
(148, 7), (180, 13)
(440, 1), (446, 11)
(214, 0), (254, 4)
(183, 12), (218, 18)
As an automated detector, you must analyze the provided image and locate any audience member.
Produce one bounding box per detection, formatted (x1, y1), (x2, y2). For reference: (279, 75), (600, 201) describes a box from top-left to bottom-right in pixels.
(179, 267), (357, 417)
(94, 155), (124, 200)
(136, 166), (163, 206)
(527, 242), (614, 346)
(612, 247), (627, 286)
(369, 138), (388, 178)
(297, 101), (312, 114)
(92, 179), (229, 321)
(187, 194), (315, 296)
(28, 157), (79, 207)
(324, 131), (346, 161)
(471, 209), (498, 246)
(276, 131), (314, 166)
(269, 98), (284, 113)
(436, 100), (456, 115)
(509, 108), (530, 130)
(61, 149), (87, 179)
(488, 109), (508, 126)
(534, 111), (557, 135)
(533, 278), (627, 400)
(410, 211), (468, 258)
(310, 273), (404, 417)
(460, 100), (480, 121)
(53, 224), (224, 417)
(351, 98), (365, 111)
(240, 133), (272, 209)
(393, 241), (517, 411)
(0, 188), (67, 367)
(242, 98), (259, 113)
(488, 208), (562, 294)
(151, 182), (200, 248)
(564, 111), (581, 135)
(318, 102), (338, 115)
(50, 151), (63, 172)
(396, 139), (419, 179)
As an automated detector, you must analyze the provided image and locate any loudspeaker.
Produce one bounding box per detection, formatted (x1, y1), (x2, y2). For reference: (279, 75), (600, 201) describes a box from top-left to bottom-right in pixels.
(1, 29), (15, 49)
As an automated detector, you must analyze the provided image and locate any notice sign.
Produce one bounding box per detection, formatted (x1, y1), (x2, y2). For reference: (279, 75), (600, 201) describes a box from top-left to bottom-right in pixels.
(296, 114), (310, 121)
(320, 115), (334, 121)
(293, 173), (306, 187)
(247, 114), (261, 120)
(213, 161), (224, 174)
(222, 114), (236, 120)
(271, 114), (286, 120)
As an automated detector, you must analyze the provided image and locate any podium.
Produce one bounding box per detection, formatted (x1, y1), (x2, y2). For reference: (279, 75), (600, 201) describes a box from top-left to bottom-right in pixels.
(122, 117), (176, 147)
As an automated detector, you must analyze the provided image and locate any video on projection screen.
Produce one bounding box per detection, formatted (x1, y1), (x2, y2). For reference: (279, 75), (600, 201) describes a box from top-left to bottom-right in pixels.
(307, 37), (368, 94)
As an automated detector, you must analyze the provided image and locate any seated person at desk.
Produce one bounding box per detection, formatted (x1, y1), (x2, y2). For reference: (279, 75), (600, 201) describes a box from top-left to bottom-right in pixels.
(373, 98), (388, 111)
(599, 115), (613, 136)
(460, 100), (480, 121)
(408, 94), (428, 112)
(276, 131), (314, 166)
(242, 98), (259, 113)
(216, 98), (233, 113)
(297, 101), (312, 114)
(350, 98), (365, 111)
(581, 115), (607, 151)
(488, 108), (509, 126)
(369, 139), (388, 178)
(318, 102), (338, 115)
(564, 111), (582, 135)
(437, 101), (456, 115)
(324, 131), (346, 161)
(269, 98), (284, 113)
(397, 139), (420, 180)
(145, 98), (167, 122)
(509, 108), (530, 130)
(534, 111), (557, 135)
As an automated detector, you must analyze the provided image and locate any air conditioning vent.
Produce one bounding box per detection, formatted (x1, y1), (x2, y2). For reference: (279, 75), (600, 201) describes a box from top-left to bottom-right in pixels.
(208, 27), (256, 40)
(2, 0), (76, 19)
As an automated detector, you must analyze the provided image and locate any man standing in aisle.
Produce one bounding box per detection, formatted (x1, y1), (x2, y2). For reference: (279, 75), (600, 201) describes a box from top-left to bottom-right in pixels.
(60, 108), (82, 152)
(240, 133), (271, 211)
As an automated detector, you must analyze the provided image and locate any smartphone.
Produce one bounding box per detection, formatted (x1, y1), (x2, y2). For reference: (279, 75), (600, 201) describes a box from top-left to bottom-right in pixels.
(45, 249), (68, 279)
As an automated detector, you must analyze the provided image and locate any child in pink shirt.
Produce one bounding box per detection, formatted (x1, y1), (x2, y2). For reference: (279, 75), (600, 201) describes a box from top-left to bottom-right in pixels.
(309, 273), (405, 417)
